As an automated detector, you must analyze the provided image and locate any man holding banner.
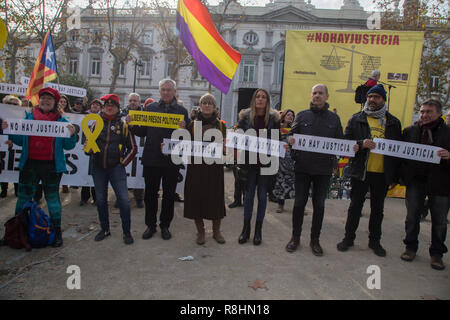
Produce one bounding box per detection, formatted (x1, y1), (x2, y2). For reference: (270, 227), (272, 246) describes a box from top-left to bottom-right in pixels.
(337, 84), (402, 257)
(286, 84), (344, 256)
(127, 79), (189, 241)
(400, 99), (450, 270)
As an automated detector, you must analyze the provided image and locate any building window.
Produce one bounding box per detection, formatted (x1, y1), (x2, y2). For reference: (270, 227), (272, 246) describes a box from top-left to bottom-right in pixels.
(142, 30), (153, 45)
(70, 29), (80, 41)
(26, 48), (34, 58)
(119, 62), (125, 77)
(243, 60), (256, 82)
(90, 56), (101, 76)
(68, 58), (79, 75)
(243, 31), (258, 46)
(277, 55), (284, 84)
(91, 29), (102, 44)
(139, 57), (152, 78)
(430, 76), (439, 92)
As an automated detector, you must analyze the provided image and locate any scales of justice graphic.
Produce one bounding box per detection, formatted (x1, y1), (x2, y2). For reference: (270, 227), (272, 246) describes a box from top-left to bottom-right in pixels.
(320, 45), (382, 93)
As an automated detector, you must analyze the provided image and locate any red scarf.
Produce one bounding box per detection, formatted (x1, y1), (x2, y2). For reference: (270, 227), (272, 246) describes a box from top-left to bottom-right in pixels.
(28, 108), (60, 161)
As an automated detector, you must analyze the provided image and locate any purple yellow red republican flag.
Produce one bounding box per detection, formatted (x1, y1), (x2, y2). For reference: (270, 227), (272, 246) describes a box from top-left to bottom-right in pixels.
(176, 0), (241, 94)
(26, 30), (58, 106)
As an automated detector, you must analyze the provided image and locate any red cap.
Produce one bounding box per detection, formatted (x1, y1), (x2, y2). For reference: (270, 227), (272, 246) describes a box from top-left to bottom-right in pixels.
(39, 87), (61, 105)
(101, 94), (120, 107)
(144, 98), (155, 107)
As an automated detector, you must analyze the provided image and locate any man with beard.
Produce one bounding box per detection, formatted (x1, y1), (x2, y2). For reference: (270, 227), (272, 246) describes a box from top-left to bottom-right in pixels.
(337, 84), (402, 257)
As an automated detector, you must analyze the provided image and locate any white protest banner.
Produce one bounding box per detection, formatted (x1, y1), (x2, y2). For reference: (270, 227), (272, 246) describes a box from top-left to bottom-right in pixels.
(0, 135), (9, 151)
(372, 138), (441, 164)
(226, 131), (286, 158)
(0, 83), (27, 96)
(0, 103), (187, 194)
(292, 134), (356, 157)
(4, 119), (72, 138)
(162, 139), (222, 159)
(21, 77), (87, 98)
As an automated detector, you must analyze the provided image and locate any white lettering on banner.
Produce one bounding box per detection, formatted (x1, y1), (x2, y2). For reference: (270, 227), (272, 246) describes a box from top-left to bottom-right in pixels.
(225, 131), (286, 158)
(162, 139), (222, 159)
(291, 134), (356, 157)
(372, 138), (441, 164)
(0, 104), (186, 193)
(20, 77), (87, 98)
(4, 119), (71, 138)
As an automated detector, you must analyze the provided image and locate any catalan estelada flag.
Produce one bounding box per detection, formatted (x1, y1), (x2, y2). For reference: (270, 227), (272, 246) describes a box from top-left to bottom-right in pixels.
(176, 0), (241, 94)
(26, 30), (58, 106)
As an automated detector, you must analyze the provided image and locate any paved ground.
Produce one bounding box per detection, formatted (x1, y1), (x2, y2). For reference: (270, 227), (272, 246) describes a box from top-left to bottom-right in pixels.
(0, 169), (449, 300)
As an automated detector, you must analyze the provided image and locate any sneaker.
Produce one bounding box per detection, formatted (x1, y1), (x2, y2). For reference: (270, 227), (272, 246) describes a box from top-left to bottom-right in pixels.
(430, 256), (445, 270)
(369, 242), (387, 257)
(94, 230), (111, 242)
(400, 249), (416, 262)
(123, 232), (134, 245)
(337, 239), (354, 252)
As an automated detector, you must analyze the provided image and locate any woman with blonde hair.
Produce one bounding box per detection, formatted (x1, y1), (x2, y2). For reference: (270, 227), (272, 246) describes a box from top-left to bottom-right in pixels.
(237, 89), (280, 245)
(184, 93), (227, 245)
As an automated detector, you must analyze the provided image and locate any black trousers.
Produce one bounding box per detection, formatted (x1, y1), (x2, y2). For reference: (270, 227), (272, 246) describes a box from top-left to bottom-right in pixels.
(232, 166), (244, 203)
(292, 173), (331, 239)
(344, 172), (388, 243)
(81, 186), (96, 202)
(143, 166), (179, 229)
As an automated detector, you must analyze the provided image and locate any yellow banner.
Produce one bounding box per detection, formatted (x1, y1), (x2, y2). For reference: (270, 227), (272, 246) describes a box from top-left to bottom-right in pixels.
(282, 30), (424, 127)
(129, 111), (184, 129)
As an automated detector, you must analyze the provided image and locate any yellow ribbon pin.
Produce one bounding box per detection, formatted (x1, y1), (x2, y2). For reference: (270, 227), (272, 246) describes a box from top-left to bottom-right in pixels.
(81, 114), (104, 153)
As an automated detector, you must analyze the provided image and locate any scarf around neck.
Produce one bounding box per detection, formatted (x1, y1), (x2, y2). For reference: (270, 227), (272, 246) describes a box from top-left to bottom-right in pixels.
(418, 117), (442, 145)
(363, 102), (387, 127)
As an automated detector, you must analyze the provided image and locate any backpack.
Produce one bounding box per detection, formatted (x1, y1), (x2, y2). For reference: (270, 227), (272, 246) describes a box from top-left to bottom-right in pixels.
(3, 210), (31, 251)
(24, 201), (55, 248)
(355, 84), (369, 104)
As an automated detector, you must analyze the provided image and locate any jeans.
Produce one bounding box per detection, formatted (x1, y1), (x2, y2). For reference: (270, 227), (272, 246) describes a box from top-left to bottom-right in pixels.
(243, 167), (268, 222)
(143, 166), (179, 229)
(292, 173), (331, 239)
(404, 178), (448, 257)
(92, 164), (131, 233)
(344, 172), (387, 243)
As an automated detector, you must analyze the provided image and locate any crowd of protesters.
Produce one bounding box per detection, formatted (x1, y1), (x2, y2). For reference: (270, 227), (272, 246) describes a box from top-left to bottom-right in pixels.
(0, 79), (449, 271)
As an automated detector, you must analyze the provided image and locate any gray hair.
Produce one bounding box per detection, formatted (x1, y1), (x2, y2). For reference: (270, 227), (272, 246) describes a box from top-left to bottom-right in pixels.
(159, 78), (177, 90)
(371, 70), (381, 78)
(128, 92), (140, 100)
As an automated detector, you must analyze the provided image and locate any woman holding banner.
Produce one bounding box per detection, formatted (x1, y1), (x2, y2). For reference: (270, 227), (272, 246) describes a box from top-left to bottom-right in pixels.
(2, 87), (76, 247)
(86, 94), (137, 245)
(237, 88), (280, 245)
(184, 93), (227, 245)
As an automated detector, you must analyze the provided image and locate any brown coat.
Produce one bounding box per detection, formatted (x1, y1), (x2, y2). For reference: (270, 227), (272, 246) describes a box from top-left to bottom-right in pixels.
(184, 117), (226, 220)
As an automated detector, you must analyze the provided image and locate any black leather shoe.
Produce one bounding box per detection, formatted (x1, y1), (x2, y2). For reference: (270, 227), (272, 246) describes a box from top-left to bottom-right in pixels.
(369, 242), (386, 257)
(52, 226), (63, 247)
(174, 194), (184, 202)
(238, 219), (251, 244)
(337, 238), (354, 252)
(228, 201), (242, 208)
(94, 230), (111, 242)
(253, 220), (263, 246)
(161, 227), (172, 240)
(310, 238), (323, 256)
(123, 232), (134, 245)
(286, 236), (300, 253)
(142, 227), (156, 240)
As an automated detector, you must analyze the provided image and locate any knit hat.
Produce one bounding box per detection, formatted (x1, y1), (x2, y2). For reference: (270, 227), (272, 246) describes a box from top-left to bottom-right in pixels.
(367, 84), (386, 101)
(101, 94), (120, 107)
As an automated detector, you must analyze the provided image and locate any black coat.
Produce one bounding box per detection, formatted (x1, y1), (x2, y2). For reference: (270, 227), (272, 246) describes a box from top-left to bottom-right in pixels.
(344, 111), (402, 184)
(400, 119), (450, 196)
(290, 104), (343, 176)
(131, 98), (190, 168)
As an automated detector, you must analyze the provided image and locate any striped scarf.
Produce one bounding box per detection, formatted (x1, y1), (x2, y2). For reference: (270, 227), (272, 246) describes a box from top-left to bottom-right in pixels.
(363, 102), (387, 127)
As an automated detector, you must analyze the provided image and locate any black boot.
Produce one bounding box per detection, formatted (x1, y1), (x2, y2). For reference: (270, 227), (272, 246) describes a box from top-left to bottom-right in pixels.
(52, 223), (63, 248)
(253, 220), (263, 246)
(238, 219), (251, 244)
